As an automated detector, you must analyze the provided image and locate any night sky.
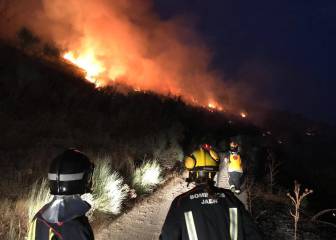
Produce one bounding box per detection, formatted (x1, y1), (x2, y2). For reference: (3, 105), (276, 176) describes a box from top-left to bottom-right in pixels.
(155, 0), (336, 124)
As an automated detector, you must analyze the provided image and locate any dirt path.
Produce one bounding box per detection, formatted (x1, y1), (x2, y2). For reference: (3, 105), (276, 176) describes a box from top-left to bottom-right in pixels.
(95, 171), (247, 240)
(95, 176), (192, 240)
(216, 165), (248, 207)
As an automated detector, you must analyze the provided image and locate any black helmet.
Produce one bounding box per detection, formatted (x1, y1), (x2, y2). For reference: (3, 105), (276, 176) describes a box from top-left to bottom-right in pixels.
(48, 149), (94, 195)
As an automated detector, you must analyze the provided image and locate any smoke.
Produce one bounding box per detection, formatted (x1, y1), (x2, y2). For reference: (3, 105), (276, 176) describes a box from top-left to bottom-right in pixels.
(1, 0), (235, 110)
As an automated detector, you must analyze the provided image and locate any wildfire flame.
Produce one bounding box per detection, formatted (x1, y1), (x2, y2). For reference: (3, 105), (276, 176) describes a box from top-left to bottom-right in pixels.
(7, 0), (234, 113)
(207, 102), (223, 111)
(240, 112), (247, 118)
(208, 103), (216, 109)
(62, 47), (225, 112)
(63, 51), (105, 84)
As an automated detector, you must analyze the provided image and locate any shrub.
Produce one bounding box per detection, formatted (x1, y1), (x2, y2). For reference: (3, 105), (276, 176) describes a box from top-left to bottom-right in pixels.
(132, 160), (162, 194)
(85, 159), (129, 215)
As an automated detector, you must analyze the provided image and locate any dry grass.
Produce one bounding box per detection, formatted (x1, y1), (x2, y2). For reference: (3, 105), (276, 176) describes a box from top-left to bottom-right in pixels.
(132, 160), (162, 194)
(2, 179), (53, 240)
(0, 198), (27, 240)
(26, 178), (52, 223)
(84, 158), (130, 215)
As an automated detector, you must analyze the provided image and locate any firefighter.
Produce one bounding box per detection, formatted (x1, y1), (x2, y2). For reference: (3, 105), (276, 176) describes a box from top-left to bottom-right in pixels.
(160, 144), (262, 240)
(226, 141), (244, 194)
(28, 149), (95, 240)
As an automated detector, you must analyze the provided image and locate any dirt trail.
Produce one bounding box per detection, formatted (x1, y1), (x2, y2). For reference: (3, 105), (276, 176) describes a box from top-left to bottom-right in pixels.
(216, 165), (248, 206)
(95, 172), (247, 240)
(95, 176), (192, 240)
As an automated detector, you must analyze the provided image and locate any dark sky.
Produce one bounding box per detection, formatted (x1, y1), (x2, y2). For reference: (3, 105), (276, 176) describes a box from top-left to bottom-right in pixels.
(154, 0), (336, 124)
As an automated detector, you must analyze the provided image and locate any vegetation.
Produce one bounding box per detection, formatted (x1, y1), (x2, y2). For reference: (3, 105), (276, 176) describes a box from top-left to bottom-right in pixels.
(27, 179), (52, 223)
(0, 31), (336, 239)
(287, 181), (313, 240)
(132, 160), (162, 194)
(89, 158), (129, 215)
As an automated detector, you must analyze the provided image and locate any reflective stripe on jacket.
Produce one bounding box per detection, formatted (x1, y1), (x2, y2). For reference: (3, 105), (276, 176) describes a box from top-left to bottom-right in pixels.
(160, 184), (262, 240)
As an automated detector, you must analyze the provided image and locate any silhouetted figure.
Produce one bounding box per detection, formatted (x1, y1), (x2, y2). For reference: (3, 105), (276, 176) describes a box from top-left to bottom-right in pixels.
(28, 149), (94, 240)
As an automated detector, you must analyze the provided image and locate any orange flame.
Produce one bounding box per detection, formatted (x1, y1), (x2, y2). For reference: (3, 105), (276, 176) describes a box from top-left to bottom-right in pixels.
(9, 0), (231, 112)
(240, 112), (247, 118)
(207, 102), (223, 111)
(208, 103), (216, 109)
(63, 51), (105, 85)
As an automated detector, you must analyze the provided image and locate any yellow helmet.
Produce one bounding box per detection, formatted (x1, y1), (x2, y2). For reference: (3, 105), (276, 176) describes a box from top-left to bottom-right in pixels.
(184, 144), (219, 182)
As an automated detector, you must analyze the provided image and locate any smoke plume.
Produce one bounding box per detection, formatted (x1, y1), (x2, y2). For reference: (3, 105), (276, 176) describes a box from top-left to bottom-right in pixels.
(1, 0), (234, 110)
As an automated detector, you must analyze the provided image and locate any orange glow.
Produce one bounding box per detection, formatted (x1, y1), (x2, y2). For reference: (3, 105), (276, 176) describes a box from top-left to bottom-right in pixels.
(63, 51), (105, 84)
(207, 102), (223, 112)
(240, 112), (247, 118)
(14, 0), (235, 111)
(208, 103), (216, 109)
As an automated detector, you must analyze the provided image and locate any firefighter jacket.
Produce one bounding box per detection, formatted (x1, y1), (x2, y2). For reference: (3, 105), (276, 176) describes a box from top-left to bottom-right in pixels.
(160, 184), (262, 240)
(227, 152), (243, 173)
(27, 195), (94, 240)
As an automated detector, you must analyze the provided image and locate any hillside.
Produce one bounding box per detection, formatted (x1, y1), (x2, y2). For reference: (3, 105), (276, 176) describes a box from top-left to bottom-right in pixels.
(1, 41), (336, 239)
(0, 41), (257, 171)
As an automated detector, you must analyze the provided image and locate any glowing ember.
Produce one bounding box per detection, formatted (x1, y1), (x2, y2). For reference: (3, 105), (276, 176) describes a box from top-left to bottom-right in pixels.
(240, 112), (247, 118)
(208, 103), (216, 109)
(207, 102), (223, 112)
(63, 51), (105, 84)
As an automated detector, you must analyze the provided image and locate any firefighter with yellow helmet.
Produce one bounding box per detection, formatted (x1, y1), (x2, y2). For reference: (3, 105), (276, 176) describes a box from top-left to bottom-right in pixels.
(160, 144), (262, 240)
(225, 141), (244, 194)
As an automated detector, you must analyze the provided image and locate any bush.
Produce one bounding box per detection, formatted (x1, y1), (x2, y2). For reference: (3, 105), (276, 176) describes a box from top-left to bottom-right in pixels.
(132, 160), (162, 194)
(85, 158), (129, 215)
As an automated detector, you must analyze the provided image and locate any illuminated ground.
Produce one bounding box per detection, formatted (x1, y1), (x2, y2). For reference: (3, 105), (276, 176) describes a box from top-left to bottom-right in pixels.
(95, 176), (191, 240)
(95, 172), (247, 240)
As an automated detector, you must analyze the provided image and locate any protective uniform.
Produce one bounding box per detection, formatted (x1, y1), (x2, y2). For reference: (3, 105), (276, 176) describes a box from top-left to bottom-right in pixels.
(160, 185), (262, 240)
(28, 149), (94, 240)
(160, 144), (262, 240)
(27, 196), (94, 240)
(226, 142), (243, 194)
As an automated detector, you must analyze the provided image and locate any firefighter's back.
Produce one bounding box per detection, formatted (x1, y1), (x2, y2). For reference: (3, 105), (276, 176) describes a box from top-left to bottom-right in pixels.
(175, 185), (245, 240)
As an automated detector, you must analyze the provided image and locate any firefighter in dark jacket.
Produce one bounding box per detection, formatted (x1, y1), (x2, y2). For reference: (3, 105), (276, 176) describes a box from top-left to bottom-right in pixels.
(160, 144), (262, 240)
(28, 149), (95, 240)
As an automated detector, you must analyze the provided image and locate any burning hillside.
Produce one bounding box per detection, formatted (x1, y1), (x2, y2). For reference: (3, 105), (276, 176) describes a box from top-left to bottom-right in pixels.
(0, 0), (230, 111)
